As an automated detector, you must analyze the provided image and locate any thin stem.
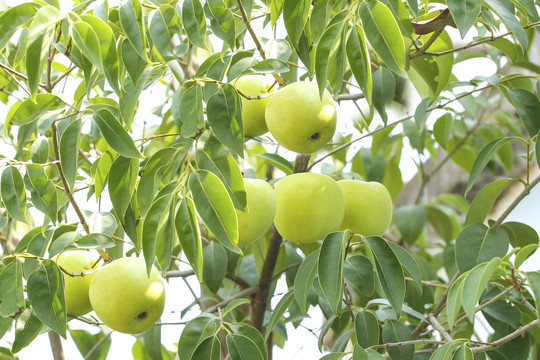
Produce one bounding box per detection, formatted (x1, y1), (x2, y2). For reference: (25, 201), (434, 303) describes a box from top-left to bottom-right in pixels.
(470, 319), (539, 353)
(493, 174), (540, 226)
(51, 65), (77, 89)
(368, 338), (445, 350)
(165, 269), (195, 278)
(48, 332), (65, 360)
(428, 315), (453, 342)
(205, 286), (259, 314)
(410, 12), (452, 58)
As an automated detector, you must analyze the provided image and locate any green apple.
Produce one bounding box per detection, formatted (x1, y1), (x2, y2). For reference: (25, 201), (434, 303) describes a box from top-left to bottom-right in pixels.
(236, 178), (276, 245)
(274, 172), (345, 244)
(52, 250), (100, 317)
(232, 75), (274, 137)
(338, 180), (393, 236)
(89, 257), (166, 334)
(265, 81), (337, 154)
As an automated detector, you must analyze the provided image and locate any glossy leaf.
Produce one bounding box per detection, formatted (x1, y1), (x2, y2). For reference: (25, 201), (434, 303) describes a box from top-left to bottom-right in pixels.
(355, 310), (380, 348)
(282, 0), (310, 46)
(59, 119), (81, 189)
(206, 0), (236, 48)
(507, 89), (540, 137)
(346, 25), (372, 104)
(381, 320), (413, 360)
(173, 83), (203, 138)
(176, 197), (203, 280)
(515, 244), (538, 269)
(0, 262), (24, 317)
(24, 164), (57, 223)
(318, 231), (349, 316)
(315, 22), (343, 98)
(108, 156), (139, 219)
(387, 242), (422, 293)
(226, 334), (265, 360)
(70, 18), (103, 73)
(93, 148), (117, 200)
(465, 179), (517, 225)
(7, 94), (65, 126)
(1, 166), (27, 223)
(119, 0), (146, 59)
(526, 272), (540, 317)
(12, 308), (44, 354)
(447, 0), (482, 37)
(206, 84), (244, 157)
(359, 1), (405, 75)
(255, 153), (293, 175)
(178, 315), (218, 360)
(466, 137), (513, 194)
(149, 5), (181, 61)
(393, 205), (426, 245)
(500, 221), (539, 248)
(294, 249), (319, 314)
(202, 242), (228, 293)
(265, 290), (294, 340)
(484, 0), (528, 51)
(26, 259), (66, 338)
(234, 323), (267, 360)
(455, 224), (508, 273)
(430, 340), (464, 360)
(0, 3), (39, 50)
(366, 236), (405, 316)
(189, 170), (239, 253)
(182, 0), (207, 49)
(192, 336), (221, 360)
(461, 257), (501, 322)
(343, 254), (375, 296)
(92, 108), (142, 159)
(70, 329), (112, 360)
(71, 233), (115, 249)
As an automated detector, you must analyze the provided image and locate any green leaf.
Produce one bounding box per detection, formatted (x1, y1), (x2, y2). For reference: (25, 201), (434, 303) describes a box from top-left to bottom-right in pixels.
(178, 315), (218, 360)
(447, 0), (482, 37)
(371, 67), (395, 124)
(430, 340), (464, 360)
(453, 345), (474, 360)
(142, 189), (174, 274)
(381, 320), (413, 360)
(251, 59), (289, 74)
(12, 308), (44, 354)
(108, 156), (138, 219)
(355, 310), (380, 348)
(25, 5), (62, 96)
(484, 0), (528, 51)
(30, 137), (49, 163)
(149, 5), (181, 61)
(359, 1), (406, 75)
(70, 17), (103, 73)
(192, 336), (221, 360)
(176, 197), (203, 280)
(393, 205), (426, 245)
(173, 83), (204, 138)
(92, 108), (142, 159)
(1, 166), (27, 223)
(0, 262), (24, 317)
(26, 259), (66, 338)
(433, 113), (454, 149)
(226, 334), (265, 360)
(343, 254), (375, 296)
(315, 22), (343, 98)
(318, 231), (349, 316)
(93, 148), (117, 200)
(265, 290), (294, 340)
(366, 236), (405, 316)
(222, 299), (251, 317)
(0, 316), (12, 340)
(121, 38), (147, 85)
(466, 137), (513, 194)
(255, 153), (293, 175)
(24, 164), (57, 223)
(387, 242), (422, 293)
(202, 242), (228, 293)
(346, 25), (372, 104)
(0, 3), (39, 50)
(282, 0), (310, 46)
(465, 179), (517, 225)
(70, 329), (112, 360)
(119, 0), (146, 59)
(7, 94), (65, 126)
(500, 221), (539, 248)
(515, 244), (538, 269)
(196, 150), (247, 211)
(526, 272), (540, 317)
(234, 323), (268, 360)
(455, 224), (508, 273)
(206, 0), (236, 48)
(461, 258), (501, 322)
(81, 14), (120, 93)
(507, 89), (540, 137)
(293, 249), (319, 314)
(181, 0), (207, 49)
(206, 84), (244, 157)
(353, 344), (368, 360)
(70, 233), (115, 250)
(189, 170), (239, 253)
(59, 119), (81, 190)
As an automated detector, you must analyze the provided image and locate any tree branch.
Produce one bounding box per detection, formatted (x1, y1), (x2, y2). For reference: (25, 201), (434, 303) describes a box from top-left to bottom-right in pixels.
(428, 315), (453, 342)
(48, 332), (65, 360)
(470, 319), (539, 353)
(493, 174), (540, 226)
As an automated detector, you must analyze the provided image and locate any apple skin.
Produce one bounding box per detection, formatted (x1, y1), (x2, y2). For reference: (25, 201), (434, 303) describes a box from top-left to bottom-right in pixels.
(338, 180), (393, 236)
(52, 250), (100, 317)
(236, 178), (276, 245)
(274, 173), (345, 244)
(265, 81), (337, 154)
(232, 75), (274, 137)
(89, 257), (166, 334)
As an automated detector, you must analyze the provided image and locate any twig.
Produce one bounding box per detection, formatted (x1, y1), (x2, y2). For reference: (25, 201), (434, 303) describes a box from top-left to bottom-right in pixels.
(205, 286), (259, 314)
(51, 65), (77, 89)
(493, 174), (540, 227)
(368, 338), (445, 350)
(410, 13), (452, 59)
(337, 93), (365, 101)
(470, 319), (539, 353)
(405, 277), (448, 289)
(271, 262), (302, 282)
(165, 269), (195, 278)
(428, 315), (453, 342)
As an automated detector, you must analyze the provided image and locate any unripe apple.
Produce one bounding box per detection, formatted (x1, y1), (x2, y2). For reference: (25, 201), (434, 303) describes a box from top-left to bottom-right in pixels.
(232, 75), (274, 137)
(236, 178), (276, 245)
(265, 81), (337, 154)
(89, 257), (166, 334)
(52, 250), (100, 317)
(274, 172), (345, 244)
(338, 180), (393, 236)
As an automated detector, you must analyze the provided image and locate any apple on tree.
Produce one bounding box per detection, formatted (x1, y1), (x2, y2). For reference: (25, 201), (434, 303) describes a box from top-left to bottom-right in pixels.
(52, 250), (100, 317)
(89, 257), (166, 334)
(236, 178), (277, 245)
(231, 75), (275, 137)
(265, 81), (337, 154)
(273, 172), (345, 244)
(338, 180), (393, 236)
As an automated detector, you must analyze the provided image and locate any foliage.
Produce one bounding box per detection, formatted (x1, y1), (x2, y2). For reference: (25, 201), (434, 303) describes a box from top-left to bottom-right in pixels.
(0, 0), (540, 359)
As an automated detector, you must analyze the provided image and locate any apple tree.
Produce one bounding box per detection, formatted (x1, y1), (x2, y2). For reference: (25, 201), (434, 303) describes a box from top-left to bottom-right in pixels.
(1, 0), (540, 359)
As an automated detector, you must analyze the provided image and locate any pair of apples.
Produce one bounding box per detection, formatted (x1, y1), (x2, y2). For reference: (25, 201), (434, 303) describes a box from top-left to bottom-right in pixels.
(233, 77), (337, 154)
(238, 174), (393, 245)
(53, 253), (165, 334)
